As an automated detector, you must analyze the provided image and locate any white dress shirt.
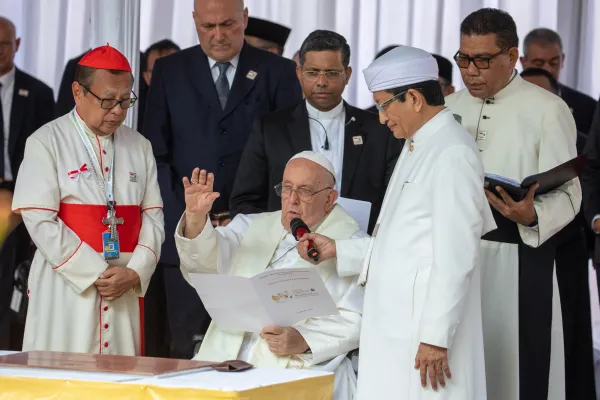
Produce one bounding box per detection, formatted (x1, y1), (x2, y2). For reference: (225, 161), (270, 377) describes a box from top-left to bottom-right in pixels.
(207, 54), (239, 89)
(306, 100), (345, 192)
(0, 67), (15, 180)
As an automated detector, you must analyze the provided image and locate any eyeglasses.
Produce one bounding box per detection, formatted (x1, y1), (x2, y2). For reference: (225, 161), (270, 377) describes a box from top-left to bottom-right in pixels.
(274, 182), (332, 203)
(79, 83), (138, 110)
(453, 48), (509, 70)
(301, 70), (345, 82)
(374, 90), (409, 113)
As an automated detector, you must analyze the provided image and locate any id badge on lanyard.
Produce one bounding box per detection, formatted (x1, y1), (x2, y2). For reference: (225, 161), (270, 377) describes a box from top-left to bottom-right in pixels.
(71, 110), (121, 260)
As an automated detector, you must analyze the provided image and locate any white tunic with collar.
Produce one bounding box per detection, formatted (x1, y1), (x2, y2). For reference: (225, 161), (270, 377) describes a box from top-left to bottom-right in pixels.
(11, 111), (164, 355)
(175, 205), (365, 400)
(445, 73), (580, 400)
(337, 108), (495, 399)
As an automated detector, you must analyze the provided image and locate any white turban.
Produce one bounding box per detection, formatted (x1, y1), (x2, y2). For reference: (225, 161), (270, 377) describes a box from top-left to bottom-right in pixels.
(287, 151), (336, 182)
(363, 45), (439, 92)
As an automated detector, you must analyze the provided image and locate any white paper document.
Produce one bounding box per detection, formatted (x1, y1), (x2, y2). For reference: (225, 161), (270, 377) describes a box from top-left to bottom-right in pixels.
(188, 268), (339, 333)
(337, 197), (371, 233)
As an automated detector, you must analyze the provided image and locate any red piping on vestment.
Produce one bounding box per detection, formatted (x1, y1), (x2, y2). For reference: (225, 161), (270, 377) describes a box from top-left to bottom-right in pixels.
(136, 244), (158, 264)
(52, 240), (82, 270)
(13, 207), (59, 214)
(95, 135), (104, 174)
(142, 206), (163, 212)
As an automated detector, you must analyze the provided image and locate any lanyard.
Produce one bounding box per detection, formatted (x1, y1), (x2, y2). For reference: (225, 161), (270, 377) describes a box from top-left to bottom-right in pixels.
(70, 109), (116, 206)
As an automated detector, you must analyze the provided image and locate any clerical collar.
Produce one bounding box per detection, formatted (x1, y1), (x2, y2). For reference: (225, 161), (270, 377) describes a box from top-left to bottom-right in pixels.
(207, 53), (240, 70)
(74, 107), (114, 139)
(484, 69), (521, 102)
(306, 100), (344, 120)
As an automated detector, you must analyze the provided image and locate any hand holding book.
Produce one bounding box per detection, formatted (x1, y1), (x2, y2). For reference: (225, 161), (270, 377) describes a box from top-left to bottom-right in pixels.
(485, 183), (539, 226)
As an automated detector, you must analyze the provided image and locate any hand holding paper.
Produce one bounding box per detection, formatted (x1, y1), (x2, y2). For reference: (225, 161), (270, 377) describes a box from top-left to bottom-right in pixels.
(260, 325), (309, 355)
(188, 268), (339, 333)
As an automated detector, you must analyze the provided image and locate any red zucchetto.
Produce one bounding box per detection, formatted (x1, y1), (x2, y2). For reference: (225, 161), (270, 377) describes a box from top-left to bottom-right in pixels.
(78, 44), (132, 72)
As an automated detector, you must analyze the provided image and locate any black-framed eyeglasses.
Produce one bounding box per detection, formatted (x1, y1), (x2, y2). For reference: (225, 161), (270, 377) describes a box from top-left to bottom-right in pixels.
(79, 83), (138, 110)
(453, 48), (509, 70)
(274, 182), (332, 203)
(375, 89), (409, 113)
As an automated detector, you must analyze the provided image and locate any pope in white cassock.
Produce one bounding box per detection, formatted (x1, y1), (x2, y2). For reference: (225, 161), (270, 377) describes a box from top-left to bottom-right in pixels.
(444, 8), (581, 400)
(298, 46), (497, 399)
(175, 151), (365, 400)
(11, 45), (164, 355)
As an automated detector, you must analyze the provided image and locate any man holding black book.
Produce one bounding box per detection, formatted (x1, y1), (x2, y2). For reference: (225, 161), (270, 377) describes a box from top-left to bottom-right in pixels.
(444, 8), (582, 400)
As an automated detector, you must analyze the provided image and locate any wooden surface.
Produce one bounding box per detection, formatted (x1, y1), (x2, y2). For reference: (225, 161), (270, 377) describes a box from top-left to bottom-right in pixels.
(0, 351), (214, 375)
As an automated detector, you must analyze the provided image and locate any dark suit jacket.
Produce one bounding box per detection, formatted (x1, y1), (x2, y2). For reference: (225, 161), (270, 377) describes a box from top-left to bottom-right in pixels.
(581, 99), (600, 259)
(55, 51), (148, 129)
(560, 84), (597, 134)
(7, 69), (55, 179)
(143, 43), (302, 264)
(229, 101), (403, 233)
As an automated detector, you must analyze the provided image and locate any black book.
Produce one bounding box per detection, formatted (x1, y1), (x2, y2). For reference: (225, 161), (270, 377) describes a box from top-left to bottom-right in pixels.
(484, 154), (587, 202)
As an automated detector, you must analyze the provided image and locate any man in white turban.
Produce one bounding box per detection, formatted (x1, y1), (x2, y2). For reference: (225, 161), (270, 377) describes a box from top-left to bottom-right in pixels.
(296, 45), (496, 399)
(175, 151), (366, 400)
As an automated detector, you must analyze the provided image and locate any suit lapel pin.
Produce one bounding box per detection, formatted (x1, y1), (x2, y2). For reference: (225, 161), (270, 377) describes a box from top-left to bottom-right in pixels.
(246, 70), (257, 80)
(18, 89), (29, 97)
(352, 136), (363, 145)
(129, 172), (137, 182)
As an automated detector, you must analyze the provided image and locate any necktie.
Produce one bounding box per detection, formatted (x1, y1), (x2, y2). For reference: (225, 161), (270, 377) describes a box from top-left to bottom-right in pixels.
(0, 82), (4, 179)
(215, 62), (231, 109)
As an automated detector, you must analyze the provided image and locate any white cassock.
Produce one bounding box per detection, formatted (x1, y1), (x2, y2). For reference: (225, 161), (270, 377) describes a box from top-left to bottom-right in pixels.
(11, 111), (164, 355)
(175, 205), (365, 400)
(445, 72), (580, 400)
(336, 108), (495, 399)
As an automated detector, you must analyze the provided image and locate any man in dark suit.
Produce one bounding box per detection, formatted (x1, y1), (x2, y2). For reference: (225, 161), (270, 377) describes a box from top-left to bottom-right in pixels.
(143, 0), (301, 358)
(0, 16), (54, 350)
(521, 28), (597, 133)
(230, 30), (402, 233)
(522, 66), (596, 400)
(584, 98), (600, 285)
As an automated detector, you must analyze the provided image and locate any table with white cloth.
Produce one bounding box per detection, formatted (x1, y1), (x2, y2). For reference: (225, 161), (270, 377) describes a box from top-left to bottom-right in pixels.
(0, 351), (333, 399)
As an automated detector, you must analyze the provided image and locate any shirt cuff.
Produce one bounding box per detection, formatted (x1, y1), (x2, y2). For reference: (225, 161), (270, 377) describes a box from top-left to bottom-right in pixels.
(592, 215), (600, 233)
(175, 213), (213, 242)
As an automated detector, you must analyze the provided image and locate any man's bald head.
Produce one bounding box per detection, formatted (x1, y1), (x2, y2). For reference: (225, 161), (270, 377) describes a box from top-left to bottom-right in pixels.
(0, 16), (20, 76)
(194, 0), (244, 12)
(192, 0), (248, 62)
(0, 17), (16, 38)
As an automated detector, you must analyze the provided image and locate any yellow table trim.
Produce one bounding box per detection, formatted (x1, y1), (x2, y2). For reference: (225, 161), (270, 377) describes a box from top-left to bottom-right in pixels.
(0, 374), (334, 400)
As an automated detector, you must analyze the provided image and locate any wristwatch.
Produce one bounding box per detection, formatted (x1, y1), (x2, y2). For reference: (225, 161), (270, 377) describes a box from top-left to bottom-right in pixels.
(527, 214), (539, 227)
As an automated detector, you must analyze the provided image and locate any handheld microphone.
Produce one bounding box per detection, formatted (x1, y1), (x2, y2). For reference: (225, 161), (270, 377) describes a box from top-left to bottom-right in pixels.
(290, 218), (320, 262)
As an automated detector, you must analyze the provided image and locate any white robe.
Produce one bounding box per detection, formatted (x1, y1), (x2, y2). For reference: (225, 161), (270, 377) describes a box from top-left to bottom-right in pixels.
(11, 111), (164, 355)
(336, 108), (495, 399)
(445, 73), (581, 400)
(175, 205), (365, 400)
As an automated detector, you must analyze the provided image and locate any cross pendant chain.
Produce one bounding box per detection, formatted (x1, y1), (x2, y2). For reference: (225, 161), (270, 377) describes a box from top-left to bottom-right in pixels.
(102, 208), (124, 240)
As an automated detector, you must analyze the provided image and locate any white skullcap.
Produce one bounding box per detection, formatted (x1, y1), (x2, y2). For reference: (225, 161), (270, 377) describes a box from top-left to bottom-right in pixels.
(287, 151), (336, 182)
(363, 45), (439, 92)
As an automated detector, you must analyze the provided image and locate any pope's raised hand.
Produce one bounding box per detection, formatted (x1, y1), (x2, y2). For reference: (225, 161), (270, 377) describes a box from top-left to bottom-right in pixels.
(183, 168), (221, 217)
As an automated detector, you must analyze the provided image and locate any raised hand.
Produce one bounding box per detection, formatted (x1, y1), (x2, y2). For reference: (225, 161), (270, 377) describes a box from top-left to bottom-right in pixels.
(182, 169), (220, 238)
(183, 168), (220, 217)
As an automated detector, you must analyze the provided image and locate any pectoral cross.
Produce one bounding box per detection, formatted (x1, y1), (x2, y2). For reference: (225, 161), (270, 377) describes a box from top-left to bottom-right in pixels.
(102, 210), (124, 240)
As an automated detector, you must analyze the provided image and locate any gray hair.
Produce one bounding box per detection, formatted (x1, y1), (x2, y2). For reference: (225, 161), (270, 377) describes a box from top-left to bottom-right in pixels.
(523, 28), (563, 55)
(299, 30), (351, 67)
